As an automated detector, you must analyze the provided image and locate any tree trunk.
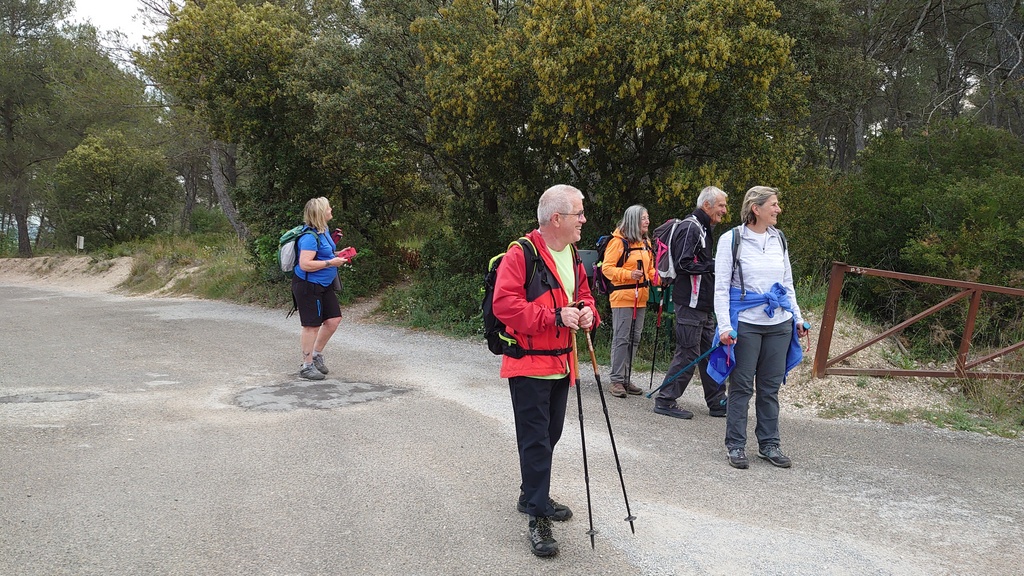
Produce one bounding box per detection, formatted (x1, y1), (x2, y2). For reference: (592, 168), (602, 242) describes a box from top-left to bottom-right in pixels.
(11, 175), (32, 257)
(853, 108), (867, 153)
(984, 0), (1024, 134)
(180, 159), (198, 233)
(209, 140), (250, 240)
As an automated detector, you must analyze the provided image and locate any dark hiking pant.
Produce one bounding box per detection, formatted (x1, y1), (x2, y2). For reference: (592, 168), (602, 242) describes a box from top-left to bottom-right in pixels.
(509, 375), (570, 518)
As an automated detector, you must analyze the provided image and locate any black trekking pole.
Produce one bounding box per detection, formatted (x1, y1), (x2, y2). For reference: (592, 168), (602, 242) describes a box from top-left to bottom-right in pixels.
(624, 259), (642, 388)
(648, 286), (666, 389)
(571, 328), (598, 549)
(583, 326), (637, 534)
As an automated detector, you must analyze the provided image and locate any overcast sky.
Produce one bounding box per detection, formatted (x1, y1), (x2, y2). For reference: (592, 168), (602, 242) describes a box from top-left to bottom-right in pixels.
(70, 0), (151, 47)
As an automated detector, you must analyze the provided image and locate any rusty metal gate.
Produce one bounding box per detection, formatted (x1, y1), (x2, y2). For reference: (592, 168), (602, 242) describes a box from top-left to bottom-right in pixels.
(813, 262), (1024, 380)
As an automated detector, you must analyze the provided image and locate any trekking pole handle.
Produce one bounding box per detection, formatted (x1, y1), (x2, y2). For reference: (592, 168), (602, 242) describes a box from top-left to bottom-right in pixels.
(574, 302), (602, 374)
(584, 328), (601, 374)
(802, 322), (812, 330)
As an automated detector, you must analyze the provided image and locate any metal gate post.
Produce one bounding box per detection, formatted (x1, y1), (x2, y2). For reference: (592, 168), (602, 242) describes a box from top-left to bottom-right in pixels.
(813, 262), (847, 378)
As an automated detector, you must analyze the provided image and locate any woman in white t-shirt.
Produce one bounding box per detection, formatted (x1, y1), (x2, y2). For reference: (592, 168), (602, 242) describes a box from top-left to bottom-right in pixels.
(713, 186), (808, 470)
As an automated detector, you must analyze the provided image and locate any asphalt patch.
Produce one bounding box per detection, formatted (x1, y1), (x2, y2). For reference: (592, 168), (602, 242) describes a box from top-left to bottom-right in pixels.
(0, 392), (99, 403)
(235, 380), (405, 411)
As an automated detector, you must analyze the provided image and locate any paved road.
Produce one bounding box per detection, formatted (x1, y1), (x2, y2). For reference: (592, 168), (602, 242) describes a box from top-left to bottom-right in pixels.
(1, 283), (1022, 575)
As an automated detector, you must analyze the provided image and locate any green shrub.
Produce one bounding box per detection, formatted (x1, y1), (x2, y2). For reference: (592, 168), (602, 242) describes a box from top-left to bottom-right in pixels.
(189, 206), (233, 234)
(0, 228), (16, 257)
(839, 121), (1024, 352)
(782, 167), (850, 282)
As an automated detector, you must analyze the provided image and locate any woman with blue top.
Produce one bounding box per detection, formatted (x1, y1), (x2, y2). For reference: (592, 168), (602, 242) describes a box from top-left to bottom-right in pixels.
(712, 186), (808, 470)
(293, 197), (351, 381)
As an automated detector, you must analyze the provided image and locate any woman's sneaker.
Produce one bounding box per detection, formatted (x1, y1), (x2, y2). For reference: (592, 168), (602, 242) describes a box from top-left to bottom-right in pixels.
(758, 445), (792, 468)
(312, 353), (329, 375)
(728, 448), (749, 469)
(299, 364), (325, 381)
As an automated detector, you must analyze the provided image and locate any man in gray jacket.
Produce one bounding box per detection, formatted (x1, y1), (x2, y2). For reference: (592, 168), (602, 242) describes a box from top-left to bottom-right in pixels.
(654, 186), (729, 419)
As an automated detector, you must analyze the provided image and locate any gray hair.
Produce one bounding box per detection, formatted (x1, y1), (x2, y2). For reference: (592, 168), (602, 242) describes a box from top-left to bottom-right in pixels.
(537, 184), (584, 226)
(696, 185), (726, 210)
(616, 204), (648, 243)
(740, 186), (779, 225)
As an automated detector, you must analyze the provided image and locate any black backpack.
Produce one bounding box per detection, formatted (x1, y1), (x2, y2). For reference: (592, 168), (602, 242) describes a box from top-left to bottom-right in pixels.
(592, 234), (652, 295)
(482, 237), (577, 359)
(591, 235), (629, 295)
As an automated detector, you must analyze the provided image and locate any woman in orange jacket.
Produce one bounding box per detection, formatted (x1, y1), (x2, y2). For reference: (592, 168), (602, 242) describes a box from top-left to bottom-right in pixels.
(601, 204), (658, 397)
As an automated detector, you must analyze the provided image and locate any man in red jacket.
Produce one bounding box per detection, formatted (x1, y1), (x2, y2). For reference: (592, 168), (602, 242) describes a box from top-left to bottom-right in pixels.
(492, 184), (600, 558)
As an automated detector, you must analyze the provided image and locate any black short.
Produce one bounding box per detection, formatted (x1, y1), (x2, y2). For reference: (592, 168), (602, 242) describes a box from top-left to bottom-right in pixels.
(291, 277), (342, 327)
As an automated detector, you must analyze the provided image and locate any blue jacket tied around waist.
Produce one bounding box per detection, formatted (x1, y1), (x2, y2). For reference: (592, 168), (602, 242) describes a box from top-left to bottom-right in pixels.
(707, 282), (803, 384)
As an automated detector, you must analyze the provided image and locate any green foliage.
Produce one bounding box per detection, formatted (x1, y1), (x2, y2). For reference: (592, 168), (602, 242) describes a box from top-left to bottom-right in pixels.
(920, 391), (1023, 439)
(189, 206), (234, 235)
(0, 227), (16, 256)
(412, 0), (809, 303)
(47, 131), (180, 249)
(143, 0), (307, 142)
(2, 1), (154, 256)
(780, 167), (850, 281)
(143, 0), (330, 250)
(378, 271), (482, 335)
(295, 0), (438, 246)
(840, 121), (1024, 348)
(846, 122), (1024, 270)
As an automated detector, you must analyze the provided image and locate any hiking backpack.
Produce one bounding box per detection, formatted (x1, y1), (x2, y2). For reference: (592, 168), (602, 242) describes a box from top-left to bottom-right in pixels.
(653, 215), (705, 283)
(482, 237), (577, 358)
(729, 225), (788, 298)
(591, 235), (630, 295)
(278, 225), (319, 275)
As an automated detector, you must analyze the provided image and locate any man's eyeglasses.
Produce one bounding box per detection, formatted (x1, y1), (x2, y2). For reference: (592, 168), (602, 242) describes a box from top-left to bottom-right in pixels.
(559, 210), (585, 221)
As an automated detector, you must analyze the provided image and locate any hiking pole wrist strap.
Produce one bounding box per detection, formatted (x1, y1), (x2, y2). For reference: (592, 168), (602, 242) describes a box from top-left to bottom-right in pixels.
(555, 307), (565, 327)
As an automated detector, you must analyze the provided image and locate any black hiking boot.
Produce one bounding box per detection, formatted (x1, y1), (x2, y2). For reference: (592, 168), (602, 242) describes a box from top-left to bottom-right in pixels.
(517, 491), (573, 521)
(528, 516), (558, 557)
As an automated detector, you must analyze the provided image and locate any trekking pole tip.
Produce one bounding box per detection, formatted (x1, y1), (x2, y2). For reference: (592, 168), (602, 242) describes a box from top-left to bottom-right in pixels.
(626, 516), (637, 533)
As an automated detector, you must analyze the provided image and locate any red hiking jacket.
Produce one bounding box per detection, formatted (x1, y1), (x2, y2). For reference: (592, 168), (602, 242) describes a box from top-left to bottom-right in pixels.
(493, 229), (600, 381)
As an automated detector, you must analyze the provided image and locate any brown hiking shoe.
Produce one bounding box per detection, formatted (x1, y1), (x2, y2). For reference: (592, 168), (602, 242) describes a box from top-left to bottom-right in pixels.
(625, 382), (643, 395)
(610, 383), (628, 398)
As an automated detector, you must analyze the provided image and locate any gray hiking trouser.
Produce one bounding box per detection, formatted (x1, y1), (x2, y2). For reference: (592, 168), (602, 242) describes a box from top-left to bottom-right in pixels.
(656, 304), (722, 409)
(725, 320), (791, 450)
(610, 306), (646, 384)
